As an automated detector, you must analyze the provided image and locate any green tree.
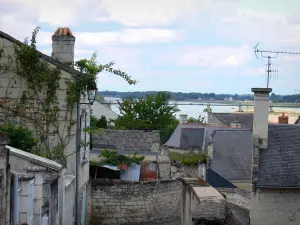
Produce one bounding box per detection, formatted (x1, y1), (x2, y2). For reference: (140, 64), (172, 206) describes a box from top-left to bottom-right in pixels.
(95, 95), (105, 103)
(0, 123), (38, 152)
(113, 92), (178, 144)
(90, 115), (108, 129)
(187, 115), (206, 123)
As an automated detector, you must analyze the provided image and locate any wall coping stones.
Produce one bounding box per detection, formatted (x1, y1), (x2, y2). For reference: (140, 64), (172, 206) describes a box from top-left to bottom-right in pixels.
(91, 178), (177, 187)
(217, 188), (251, 199)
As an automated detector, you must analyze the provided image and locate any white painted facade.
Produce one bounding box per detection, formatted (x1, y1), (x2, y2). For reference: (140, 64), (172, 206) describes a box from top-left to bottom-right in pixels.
(0, 29), (91, 224)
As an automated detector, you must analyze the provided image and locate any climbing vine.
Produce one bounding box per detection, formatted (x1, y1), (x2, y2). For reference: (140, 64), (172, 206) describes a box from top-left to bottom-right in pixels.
(0, 27), (136, 165)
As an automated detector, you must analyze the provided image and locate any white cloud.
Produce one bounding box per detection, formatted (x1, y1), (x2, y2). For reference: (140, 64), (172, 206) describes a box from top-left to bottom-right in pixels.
(33, 29), (183, 49)
(97, 0), (205, 26)
(172, 45), (252, 68)
(216, 8), (300, 48)
(75, 29), (184, 46)
(1, 0), (205, 27)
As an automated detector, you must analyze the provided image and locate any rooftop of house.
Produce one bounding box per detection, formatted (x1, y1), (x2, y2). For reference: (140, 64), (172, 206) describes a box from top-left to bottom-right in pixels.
(7, 145), (62, 171)
(208, 113), (253, 130)
(210, 130), (252, 181)
(257, 124), (300, 188)
(91, 101), (119, 120)
(165, 123), (247, 150)
(0, 30), (80, 76)
(206, 168), (237, 189)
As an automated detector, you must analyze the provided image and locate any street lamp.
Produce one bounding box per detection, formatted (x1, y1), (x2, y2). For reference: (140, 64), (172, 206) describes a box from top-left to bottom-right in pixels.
(87, 83), (97, 105)
(75, 81), (97, 225)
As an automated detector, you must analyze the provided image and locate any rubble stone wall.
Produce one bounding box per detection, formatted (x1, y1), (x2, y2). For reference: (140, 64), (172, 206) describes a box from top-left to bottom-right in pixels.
(217, 188), (250, 210)
(90, 179), (181, 225)
(92, 129), (160, 152)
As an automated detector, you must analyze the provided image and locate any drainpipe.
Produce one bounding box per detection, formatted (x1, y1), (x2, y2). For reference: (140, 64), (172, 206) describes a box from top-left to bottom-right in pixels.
(75, 98), (81, 225)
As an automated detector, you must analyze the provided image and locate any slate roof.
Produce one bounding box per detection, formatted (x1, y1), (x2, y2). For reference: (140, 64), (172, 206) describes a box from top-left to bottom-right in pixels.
(209, 113), (253, 130)
(210, 130), (252, 181)
(257, 124), (300, 188)
(91, 101), (119, 120)
(165, 123), (247, 150)
(0, 30), (80, 77)
(206, 168), (237, 188)
(7, 145), (62, 171)
(180, 127), (205, 149)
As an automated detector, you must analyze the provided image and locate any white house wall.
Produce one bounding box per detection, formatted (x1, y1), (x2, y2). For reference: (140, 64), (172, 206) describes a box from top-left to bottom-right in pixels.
(0, 36), (90, 189)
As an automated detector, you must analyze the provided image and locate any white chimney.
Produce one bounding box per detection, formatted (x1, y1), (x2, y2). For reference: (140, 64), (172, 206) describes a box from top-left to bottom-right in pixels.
(179, 114), (188, 124)
(251, 88), (272, 149)
(52, 27), (75, 64)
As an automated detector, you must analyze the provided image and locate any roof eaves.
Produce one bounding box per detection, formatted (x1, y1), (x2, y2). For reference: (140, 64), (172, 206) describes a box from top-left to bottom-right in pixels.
(7, 145), (62, 171)
(0, 30), (80, 77)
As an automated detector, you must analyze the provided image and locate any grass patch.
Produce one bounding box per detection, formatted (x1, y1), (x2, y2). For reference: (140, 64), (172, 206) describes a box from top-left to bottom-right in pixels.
(169, 152), (207, 166)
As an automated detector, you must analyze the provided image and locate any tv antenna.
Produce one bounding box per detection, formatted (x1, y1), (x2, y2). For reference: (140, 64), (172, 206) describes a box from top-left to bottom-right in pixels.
(253, 42), (300, 88)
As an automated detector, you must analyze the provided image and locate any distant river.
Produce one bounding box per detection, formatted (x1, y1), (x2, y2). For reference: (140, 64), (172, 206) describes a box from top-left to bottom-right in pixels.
(104, 97), (240, 121)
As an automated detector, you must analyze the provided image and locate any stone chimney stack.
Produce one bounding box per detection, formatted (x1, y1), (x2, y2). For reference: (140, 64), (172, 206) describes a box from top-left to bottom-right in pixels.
(179, 114), (188, 124)
(52, 27), (75, 64)
(251, 88), (272, 149)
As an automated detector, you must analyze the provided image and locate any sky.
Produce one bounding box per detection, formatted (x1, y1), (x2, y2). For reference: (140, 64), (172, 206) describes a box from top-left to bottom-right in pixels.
(1, 0), (300, 95)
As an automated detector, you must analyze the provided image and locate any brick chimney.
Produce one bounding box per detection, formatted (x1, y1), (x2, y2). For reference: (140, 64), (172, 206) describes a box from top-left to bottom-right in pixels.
(278, 113), (289, 124)
(251, 88), (272, 149)
(52, 27), (75, 64)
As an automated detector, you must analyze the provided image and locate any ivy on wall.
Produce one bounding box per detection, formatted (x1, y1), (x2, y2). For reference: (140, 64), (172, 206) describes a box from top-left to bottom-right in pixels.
(0, 27), (136, 165)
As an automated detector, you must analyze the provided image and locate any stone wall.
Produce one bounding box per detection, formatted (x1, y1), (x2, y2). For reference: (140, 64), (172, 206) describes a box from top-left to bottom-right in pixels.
(90, 179), (181, 225)
(225, 204), (249, 225)
(217, 188), (250, 210)
(192, 187), (226, 222)
(92, 129), (160, 152)
(157, 146), (171, 179)
(171, 165), (200, 178)
(250, 188), (300, 225)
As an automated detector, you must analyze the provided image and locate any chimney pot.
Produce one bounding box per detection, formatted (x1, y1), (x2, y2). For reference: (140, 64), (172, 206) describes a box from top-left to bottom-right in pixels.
(278, 112), (289, 124)
(252, 87), (272, 149)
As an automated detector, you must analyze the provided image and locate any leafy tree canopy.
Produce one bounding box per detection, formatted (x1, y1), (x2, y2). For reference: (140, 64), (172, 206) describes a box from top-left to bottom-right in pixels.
(113, 92), (178, 144)
(0, 123), (38, 153)
(188, 115), (206, 123)
(114, 92), (177, 130)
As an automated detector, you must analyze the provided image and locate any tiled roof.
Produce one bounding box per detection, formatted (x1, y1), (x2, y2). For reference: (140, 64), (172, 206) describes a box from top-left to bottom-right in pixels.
(91, 101), (119, 120)
(257, 124), (300, 188)
(209, 113), (253, 130)
(53, 27), (74, 36)
(0, 30), (80, 76)
(210, 130), (252, 181)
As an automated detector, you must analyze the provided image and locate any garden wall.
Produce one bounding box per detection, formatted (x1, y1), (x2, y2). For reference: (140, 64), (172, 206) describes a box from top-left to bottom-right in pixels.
(90, 179), (181, 225)
(217, 188), (250, 210)
(92, 129), (160, 152)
